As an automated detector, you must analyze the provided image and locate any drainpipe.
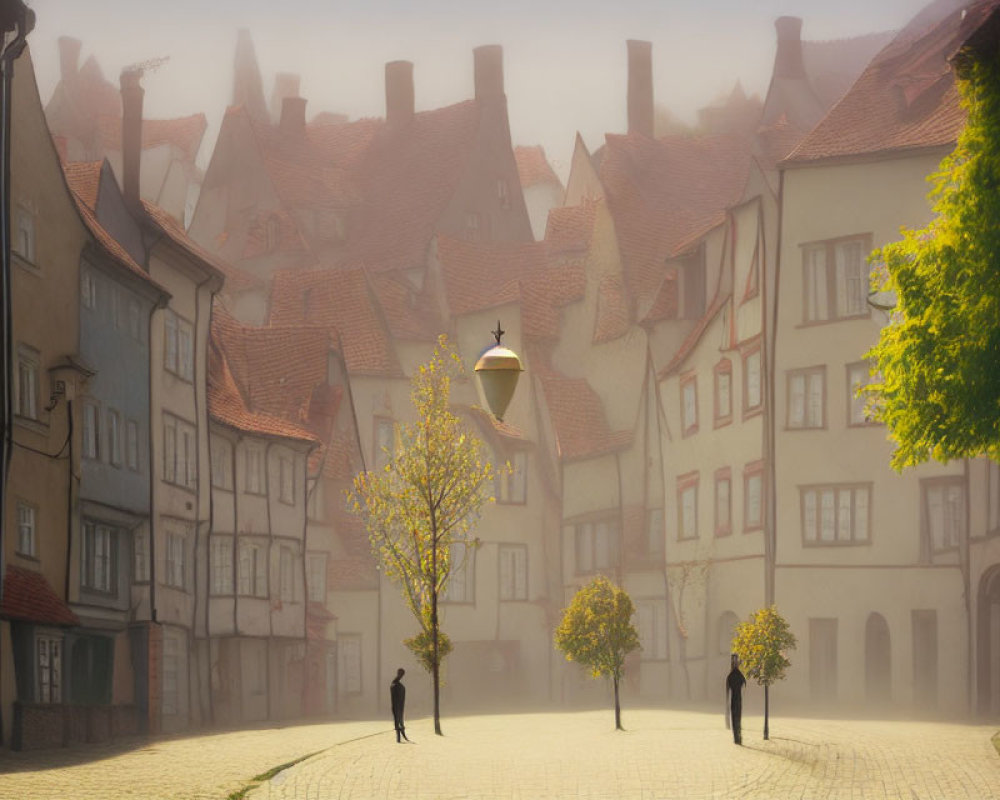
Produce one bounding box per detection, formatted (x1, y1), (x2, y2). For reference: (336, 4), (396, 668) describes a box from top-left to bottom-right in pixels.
(0, 7), (34, 744)
(764, 169), (785, 606)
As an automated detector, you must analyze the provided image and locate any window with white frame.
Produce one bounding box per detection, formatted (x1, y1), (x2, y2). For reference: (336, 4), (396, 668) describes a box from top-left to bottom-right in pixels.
(107, 409), (123, 466)
(499, 544), (527, 601)
(681, 375), (698, 436)
(307, 552), (327, 602)
(280, 545), (295, 603)
(636, 599), (667, 660)
(164, 310), (194, 381)
(36, 634), (62, 703)
(238, 541), (268, 597)
(443, 541), (475, 603)
(82, 403), (100, 460)
(14, 206), (35, 262)
(496, 451), (527, 504)
(339, 634), (362, 695)
(743, 348), (762, 413)
(744, 464), (764, 531)
(163, 413), (197, 490)
(211, 436), (233, 490)
(801, 484), (871, 545)
(677, 476), (698, 540)
(847, 361), (879, 426)
(126, 420), (139, 471)
(17, 502), (36, 556)
(714, 361), (732, 423)
(133, 530), (150, 583)
(245, 445), (264, 494)
(279, 454), (294, 504)
(373, 417), (394, 471)
(787, 367), (825, 429)
(574, 518), (619, 574)
(82, 522), (115, 593)
(211, 537), (233, 595)
(715, 470), (731, 537)
(989, 460), (1000, 535)
(162, 635), (178, 715)
(16, 344), (39, 420)
(803, 235), (871, 323)
(81, 269), (97, 310)
(166, 531), (185, 589)
(923, 479), (964, 553)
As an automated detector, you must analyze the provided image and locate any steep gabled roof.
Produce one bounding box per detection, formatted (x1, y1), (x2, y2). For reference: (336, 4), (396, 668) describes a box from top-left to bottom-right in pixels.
(785, 0), (996, 165)
(268, 266), (402, 377)
(599, 132), (752, 306)
(537, 369), (632, 461)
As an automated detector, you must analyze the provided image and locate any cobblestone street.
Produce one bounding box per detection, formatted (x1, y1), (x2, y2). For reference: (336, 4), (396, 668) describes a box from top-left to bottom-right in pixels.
(0, 710), (997, 799)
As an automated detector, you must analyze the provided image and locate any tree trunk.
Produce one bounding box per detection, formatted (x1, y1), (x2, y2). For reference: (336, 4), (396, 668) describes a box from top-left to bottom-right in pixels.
(613, 675), (623, 731)
(432, 565), (442, 735)
(764, 684), (769, 741)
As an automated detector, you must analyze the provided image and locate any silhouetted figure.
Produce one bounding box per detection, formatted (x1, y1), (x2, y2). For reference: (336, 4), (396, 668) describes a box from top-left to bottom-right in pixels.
(726, 654), (746, 745)
(390, 668), (409, 743)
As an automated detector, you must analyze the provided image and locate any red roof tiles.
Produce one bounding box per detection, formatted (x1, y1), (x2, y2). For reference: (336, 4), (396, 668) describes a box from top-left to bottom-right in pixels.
(514, 145), (562, 189)
(97, 113), (207, 162)
(785, 0), (997, 165)
(1, 566), (79, 626)
(538, 372), (632, 461)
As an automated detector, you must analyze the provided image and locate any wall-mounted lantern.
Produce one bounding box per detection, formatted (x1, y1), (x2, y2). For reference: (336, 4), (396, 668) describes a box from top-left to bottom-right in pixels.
(474, 321), (523, 421)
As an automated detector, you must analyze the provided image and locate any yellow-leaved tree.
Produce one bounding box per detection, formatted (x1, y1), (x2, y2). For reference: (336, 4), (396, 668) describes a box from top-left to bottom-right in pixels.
(349, 335), (496, 736)
(555, 576), (640, 730)
(731, 605), (797, 740)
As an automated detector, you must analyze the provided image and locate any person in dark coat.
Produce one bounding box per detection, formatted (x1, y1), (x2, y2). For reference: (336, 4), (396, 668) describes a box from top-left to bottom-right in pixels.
(390, 668), (410, 743)
(726, 654), (747, 745)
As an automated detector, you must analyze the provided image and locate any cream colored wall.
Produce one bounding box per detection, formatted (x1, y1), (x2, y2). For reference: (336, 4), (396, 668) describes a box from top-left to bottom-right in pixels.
(775, 153), (968, 711)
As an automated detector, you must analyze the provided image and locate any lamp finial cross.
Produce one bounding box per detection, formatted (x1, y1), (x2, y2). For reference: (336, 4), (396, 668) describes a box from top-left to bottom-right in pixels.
(492, 320), (505, 345)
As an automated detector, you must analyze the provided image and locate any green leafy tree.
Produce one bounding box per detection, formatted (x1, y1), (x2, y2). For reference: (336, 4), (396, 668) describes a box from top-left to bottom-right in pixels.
(731, 605), (797, 740)
(349, 335), (495, 736)
(865, 49), (1000, 470)
(554, 576), (640, 730)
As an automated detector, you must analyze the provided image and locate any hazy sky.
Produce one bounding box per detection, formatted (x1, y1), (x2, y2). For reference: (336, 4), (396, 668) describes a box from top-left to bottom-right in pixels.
(27, 0), (931, 179)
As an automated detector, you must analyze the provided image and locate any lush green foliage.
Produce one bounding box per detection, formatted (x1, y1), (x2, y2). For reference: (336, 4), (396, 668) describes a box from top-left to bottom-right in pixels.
(731, 606), (797, 687)
(349, 335), (495, 670)
(555, 576), (640, 682)
(865, 51), (1000, 469)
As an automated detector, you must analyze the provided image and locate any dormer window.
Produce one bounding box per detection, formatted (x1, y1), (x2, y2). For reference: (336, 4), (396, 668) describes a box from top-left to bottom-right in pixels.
(13, 206), (35, 263)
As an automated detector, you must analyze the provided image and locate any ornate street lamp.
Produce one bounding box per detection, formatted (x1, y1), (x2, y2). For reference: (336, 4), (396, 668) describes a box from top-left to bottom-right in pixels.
(474, 321), (523, 421)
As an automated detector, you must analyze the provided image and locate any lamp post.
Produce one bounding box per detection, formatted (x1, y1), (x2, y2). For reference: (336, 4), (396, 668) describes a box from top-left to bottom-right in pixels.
(474, 321), (523, 421)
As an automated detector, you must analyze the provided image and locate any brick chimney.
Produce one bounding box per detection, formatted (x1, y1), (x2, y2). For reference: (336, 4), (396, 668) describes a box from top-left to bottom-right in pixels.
(773, 17), (806, 80)
(279, 96), (307, 138)
(627, 40), (654, 138)
(270, 72), (301, 124)
(385, 60), (414, 126)
(58, 36), (81, 86)
(120, 69), (144, 209)
(473, 45), (504, 104)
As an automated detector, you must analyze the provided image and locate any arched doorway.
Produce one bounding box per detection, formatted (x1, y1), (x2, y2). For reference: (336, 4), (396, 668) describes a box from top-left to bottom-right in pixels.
(865, 613), (891, 705)
(977, 565), (1000, 716)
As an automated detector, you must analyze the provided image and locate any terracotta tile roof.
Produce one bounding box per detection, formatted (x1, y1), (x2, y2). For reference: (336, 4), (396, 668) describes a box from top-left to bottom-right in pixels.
(785, 0), (995, 165)
(368, 273), (440, 342)
(435, 235), (585, 340)
(460, 404), (525, 442)
(1, 565), (79, 626)
(514, 145), (562, 189)
(268, 267), (402, 377)
(660, 292), (729, 378)
(599, 132), (753, 309)
(62, 161), (168, 293)
(802, 31), (897, 110)
(534, 358), (631, 461)
(242, 210), (308, 260)
(640, 269), (679, 324)
(97, 113), (207, 162)
(544, 200), (597, 255)
(210, 305), (333, 432)
(142, 201), (228, 286)
(593, 274), (630, 344)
